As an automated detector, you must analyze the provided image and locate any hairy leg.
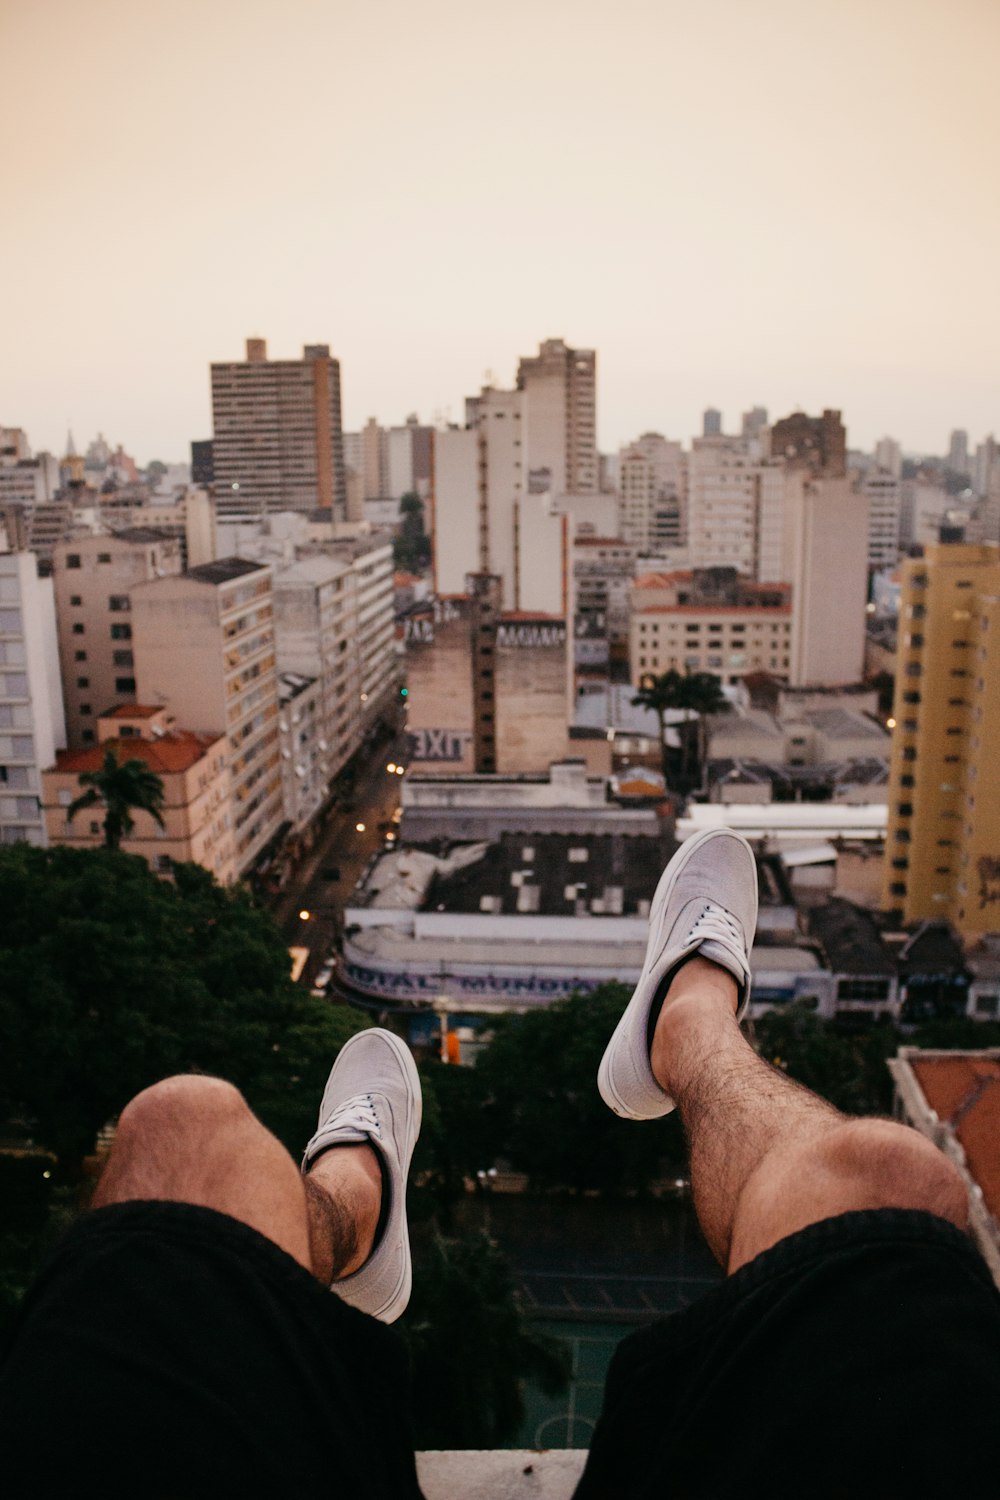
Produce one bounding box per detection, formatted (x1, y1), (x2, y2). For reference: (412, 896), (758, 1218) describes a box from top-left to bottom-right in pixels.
(92, 1074), (380, 1283)
(652, 958), (968, 1272)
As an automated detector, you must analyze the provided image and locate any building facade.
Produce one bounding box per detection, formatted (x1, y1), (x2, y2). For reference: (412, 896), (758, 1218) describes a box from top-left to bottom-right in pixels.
(43, 705), (234, 882)
(131, 558), (283, 877)
(211, 338), (347, 521)
(883, 543), (1000, 939)
(52, 529), (184, 747)
(0, 543), (66, 847)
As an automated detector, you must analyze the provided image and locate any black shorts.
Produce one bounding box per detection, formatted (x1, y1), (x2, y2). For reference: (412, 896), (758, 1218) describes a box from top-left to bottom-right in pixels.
(0, 1201), (423, 1499)
(575, 1208), (1000, 1499)
(3, 1205), (999, 1499)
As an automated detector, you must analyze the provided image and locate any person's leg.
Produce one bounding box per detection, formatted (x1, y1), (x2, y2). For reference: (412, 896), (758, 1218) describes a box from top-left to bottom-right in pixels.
(653, 959), (968, 1273)
(91, 1072), (382, 1282)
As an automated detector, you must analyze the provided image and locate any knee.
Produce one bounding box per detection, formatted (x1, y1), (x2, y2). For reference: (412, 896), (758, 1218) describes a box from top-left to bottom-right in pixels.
(117, 1075), (250, 1143)
(816, 1118), (968, 1228)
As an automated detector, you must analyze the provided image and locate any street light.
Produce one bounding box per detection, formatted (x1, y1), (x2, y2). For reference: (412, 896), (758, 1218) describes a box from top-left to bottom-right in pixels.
(299, 909), (310, 921)
(396, 765), (405, 776)
(387, 762), (397, 773)
(356, 822), (366, 832)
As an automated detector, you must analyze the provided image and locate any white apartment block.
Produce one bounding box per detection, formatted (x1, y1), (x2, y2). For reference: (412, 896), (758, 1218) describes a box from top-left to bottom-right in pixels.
(132, 559), (284, 876)
(618, 433), (686, 552)
(631, 603), (792, 687)
(517, 338), (598, 494)
(687, 436), (762, 575)
(278, 672), (326, 834)
(52, 529), (184, 748)
(784, 474), (868, 687)
(865, 469), (902, 568)
(0, 546), (66, 847)
(874, 437), (902, 477)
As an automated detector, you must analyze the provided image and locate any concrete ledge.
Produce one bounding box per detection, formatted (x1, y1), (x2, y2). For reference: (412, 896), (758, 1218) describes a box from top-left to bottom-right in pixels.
(417, 1449), (587, 1498)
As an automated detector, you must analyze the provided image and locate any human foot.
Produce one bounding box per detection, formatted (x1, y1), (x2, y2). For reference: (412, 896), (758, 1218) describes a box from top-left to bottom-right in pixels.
(597, 829), (757, 1120)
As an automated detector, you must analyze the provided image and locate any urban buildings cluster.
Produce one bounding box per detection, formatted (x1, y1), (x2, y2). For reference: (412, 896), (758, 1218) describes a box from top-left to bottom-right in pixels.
(3, 336), (1000, 1002)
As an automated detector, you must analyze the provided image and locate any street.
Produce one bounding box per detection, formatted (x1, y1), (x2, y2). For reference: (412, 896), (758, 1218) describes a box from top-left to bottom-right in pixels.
(275, 727), (410, 992)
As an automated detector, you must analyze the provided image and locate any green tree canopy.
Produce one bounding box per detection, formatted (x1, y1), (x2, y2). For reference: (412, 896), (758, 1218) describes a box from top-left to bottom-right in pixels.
(0, 846), (368, 1169)
(67, 745), (166, 851)
(401, 1228), (569, 1448)
(393, 490), (432, 573)
(469, 986), (684, 1193)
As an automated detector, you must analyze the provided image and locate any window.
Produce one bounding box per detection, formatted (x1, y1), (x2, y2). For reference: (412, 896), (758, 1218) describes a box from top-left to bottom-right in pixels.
(112, 650), (133, 667)
(80, 704), (92, 716)
(98, 553), (112, 564)
(65, 554), (81, 569)
(838, 979), (890, 1001)
(75, 650), (87, 662)
(115, 677), (136, 695)
(110, 623), (132, 641)
(82, 729), (95, 744)
(72, 623), (85, 635)
(108, 596), (129, 612)
(76, 677), (89, 689)
(70, 595), (82, 607)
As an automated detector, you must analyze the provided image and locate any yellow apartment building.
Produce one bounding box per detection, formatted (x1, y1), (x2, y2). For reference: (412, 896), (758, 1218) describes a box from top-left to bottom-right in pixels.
(43, 705), (235, 883)
(882, 543), (1000, 938)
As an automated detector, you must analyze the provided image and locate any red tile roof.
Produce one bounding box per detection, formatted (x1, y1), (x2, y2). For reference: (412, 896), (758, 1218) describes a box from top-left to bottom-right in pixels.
(52, 732), (222, 776)
(910, 1055), (1000, 1225)
(102, 704), (163, 719)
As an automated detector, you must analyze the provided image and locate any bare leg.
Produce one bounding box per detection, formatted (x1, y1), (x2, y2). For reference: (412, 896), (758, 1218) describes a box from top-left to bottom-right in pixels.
(652, 958), (969, 1273)
(92, 1075), (380, 1284)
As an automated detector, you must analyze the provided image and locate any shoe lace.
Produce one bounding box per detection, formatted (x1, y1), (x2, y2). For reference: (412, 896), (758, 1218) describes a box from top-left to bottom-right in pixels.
(323, 1092), (383, 1142)
(686, 901), (743, 950)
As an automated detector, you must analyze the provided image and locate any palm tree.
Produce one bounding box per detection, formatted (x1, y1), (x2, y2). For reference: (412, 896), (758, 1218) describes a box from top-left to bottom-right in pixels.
(675, 669), (731, 782)
(67, 746), (166, 852)
(631, 670), (686, 782)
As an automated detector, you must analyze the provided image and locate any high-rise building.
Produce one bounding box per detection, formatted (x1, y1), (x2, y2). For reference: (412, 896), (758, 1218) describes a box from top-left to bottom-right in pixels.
(516, 338), (598, 494)
(865, 469), (903, 568)
(131, 558), (284, 877)
(948, 429), (970, 477)
(52, 529), (184, 747)
(783, 470), (868, 687)
(617, 433), (686, 552)
(210, 338), (346, 522)
(882, 543), (1000, 938)
(741, 406), (768, 438)
(433, 339), (599, 611)
(874, 437), (902, 478)
(702, 408), (723, 437)
(770, 410), (847, 477)
(0, 522), (66, 847)
(687, 435), (759, 574)
(191, 440), (214, 486)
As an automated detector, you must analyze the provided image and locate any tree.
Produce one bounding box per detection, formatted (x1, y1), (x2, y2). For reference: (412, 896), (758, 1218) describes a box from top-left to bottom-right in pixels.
(0, 845), (369, 1171)
(471, 986), (684, 1194)
(401, 1228), (569, 1448)
(631, 670), (685, 782)
(675, 669), (731, 783)
(67, 746), (166, 851)
(393, 491), (432, 573)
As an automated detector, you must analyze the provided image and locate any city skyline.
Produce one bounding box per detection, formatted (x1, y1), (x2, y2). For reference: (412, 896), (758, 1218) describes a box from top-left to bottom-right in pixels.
(3, 0), (999, 463)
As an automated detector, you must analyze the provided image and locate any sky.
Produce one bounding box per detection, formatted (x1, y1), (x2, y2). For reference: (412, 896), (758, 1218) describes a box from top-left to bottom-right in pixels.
(2, 0), (999, 465)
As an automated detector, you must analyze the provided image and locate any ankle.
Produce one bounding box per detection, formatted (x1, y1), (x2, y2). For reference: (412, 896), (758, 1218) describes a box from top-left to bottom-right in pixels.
(305, 1143), (383, 1280)
(650, 958), (740, 1094)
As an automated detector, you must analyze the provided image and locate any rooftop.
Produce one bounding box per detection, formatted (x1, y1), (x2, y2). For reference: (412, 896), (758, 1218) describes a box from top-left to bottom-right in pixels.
(110, 526), (175, 544)
(101, 704), (163, 720)
(806, 898), (896, 977)
(186, 557), (268, 585)
(52, 731), (221, 776)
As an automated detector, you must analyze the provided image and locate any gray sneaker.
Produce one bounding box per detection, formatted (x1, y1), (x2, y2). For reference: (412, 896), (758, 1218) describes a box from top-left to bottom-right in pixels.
(302, 1028), (421, 1323)
(598, 828), (758, 1121)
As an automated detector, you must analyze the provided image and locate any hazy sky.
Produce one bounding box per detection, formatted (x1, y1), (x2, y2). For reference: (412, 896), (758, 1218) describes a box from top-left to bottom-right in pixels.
(2, 0), (998, 464)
